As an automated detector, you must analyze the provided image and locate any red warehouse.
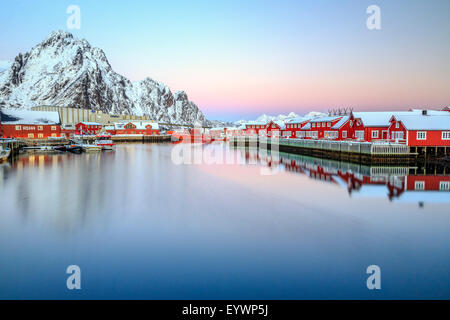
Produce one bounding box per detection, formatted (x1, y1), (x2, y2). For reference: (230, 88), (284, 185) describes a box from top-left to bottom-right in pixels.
(285, 118), (310, 138)
(389, 114), (450, 155)
(113, 121), (159, 135)
(0, 109), (61, 139)
(75, 122), (103, 135)
(329, 114), (365, 141)
(306, 116), (343, 140)
(265, 120), (284, 138)
(244, 121), (267, 136)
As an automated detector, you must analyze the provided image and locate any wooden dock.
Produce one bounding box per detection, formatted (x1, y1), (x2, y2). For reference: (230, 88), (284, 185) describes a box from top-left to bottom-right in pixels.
(0, 139), (20, 158)
(229, 137), (421, 165)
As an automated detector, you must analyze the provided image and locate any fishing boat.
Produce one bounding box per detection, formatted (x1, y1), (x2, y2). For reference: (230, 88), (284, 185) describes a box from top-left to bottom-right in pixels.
(95, 134), (115, 150)
(53, 145), (68, 152)
(66, 144), (83, 154)
(0, 146), (11, 162)
(82, 144), (102, 152)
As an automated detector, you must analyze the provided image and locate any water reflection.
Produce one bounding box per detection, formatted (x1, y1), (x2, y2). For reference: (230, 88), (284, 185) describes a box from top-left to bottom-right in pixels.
(234, 147), (450, 204)
(1, 144), (450, 299)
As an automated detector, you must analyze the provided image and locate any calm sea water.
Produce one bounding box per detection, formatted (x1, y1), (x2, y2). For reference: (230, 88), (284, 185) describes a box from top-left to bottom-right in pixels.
(0, 143), (449, 299)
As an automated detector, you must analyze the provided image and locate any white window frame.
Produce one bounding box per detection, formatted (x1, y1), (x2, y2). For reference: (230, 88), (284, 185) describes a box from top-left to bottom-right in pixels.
(417, 132), (427, 140)
(15, 125), (22, 130)
(442, 132), (450, 140)
(415, 181), (425, 191)
(371, 130), (379, 139)
(439, 181), (450, 191)
(342, 131), (347, 139)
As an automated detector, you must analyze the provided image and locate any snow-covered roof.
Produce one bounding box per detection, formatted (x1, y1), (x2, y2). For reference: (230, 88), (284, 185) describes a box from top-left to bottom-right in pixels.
(245, 120), (266, 126)
(302, 123), (311, 130)
(286, 116), (309, 124)
(1, 109), (60, 125)
(331, 116), (350, 129)
(209, 127), (225, 131)
(309, 116), (343, 123)
(80, 122), (102, 126)
(271, 120), (286, 130)
(114, 121), (159, 130)
(353, 110), (450, 127)
(393, 115), (450, 130)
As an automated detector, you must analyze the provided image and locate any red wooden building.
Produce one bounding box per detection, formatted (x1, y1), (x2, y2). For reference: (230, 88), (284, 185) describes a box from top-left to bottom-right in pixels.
(75, 122), (102, 135)
(112, 121), (159, 135)
(305, 116), (343, 140)
(388, 114), (450, 148)
(285, 118), (310, 138)
(0, 109), (61, 139)
(265, 120), (284, 138)
(244, 121), (267, 136)
(329, 114), (365, 141)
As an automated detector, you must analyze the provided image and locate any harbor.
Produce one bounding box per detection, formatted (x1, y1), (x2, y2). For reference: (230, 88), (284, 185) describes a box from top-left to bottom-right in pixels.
(1, 143), (450, 299)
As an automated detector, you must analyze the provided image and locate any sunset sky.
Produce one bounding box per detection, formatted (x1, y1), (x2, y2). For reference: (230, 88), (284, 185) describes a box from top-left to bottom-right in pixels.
(0, 0), (449, 121)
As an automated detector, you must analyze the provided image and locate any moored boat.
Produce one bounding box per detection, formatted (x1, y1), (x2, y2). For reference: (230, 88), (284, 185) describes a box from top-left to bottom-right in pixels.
(0, 146), (11, 162)
(82, 144), (102, 152)
(95, 134), (115, 150)
(66, 145), (83, 154)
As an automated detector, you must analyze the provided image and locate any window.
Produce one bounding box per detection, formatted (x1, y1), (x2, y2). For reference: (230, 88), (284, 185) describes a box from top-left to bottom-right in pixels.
(394, 132), (404, 140)
(417, 132), (427, 140)
(28, 133), (34, 139)
(327, 122), (331, 127)
(442, 132), (450, 140)
(440, 181), (450, 191)
(342, 131), (347, 139)
(38, 126), (43, 131)
(312, 123), (316, 128)
(38, 134), (44, 139)
(372, 130), (379, 139)
(415, 181), (425, 191)
(51, 126), (57, 131)
(15, 125), (22, 130)
(51, 133), (57, 137)
(395, 122), (399, 129)
(355, 131), (364, 140)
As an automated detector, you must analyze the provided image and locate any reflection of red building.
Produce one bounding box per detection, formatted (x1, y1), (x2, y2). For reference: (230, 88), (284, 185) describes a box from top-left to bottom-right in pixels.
(406, 175), (450, 191)
(75, 122), (102, 135)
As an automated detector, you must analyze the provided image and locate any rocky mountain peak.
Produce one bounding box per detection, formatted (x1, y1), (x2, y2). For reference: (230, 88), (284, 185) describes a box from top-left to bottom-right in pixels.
(0, 31), (206, 124)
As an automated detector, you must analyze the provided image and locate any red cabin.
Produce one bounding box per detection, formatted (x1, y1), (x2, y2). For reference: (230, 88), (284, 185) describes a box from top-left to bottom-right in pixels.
(244, 122), (266, 136)
(329, 114), (365, 141)
(75, 122), (102, 135)
(389, 114), (450, 147)
(0, 109), (61, 139)
(285, 118), (310, 138)
(113, 121), (159, 135)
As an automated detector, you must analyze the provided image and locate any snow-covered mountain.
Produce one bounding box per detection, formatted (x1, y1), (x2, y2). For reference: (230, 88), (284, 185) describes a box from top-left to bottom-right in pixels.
(234, 111), (326, 126)
(0, 60), (11, 73)
(0, 31), (206, 125)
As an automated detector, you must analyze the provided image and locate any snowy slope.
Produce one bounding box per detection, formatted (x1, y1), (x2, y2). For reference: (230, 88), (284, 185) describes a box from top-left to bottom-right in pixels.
(0, 31), (206, 125)
(234, 111), (326, 126)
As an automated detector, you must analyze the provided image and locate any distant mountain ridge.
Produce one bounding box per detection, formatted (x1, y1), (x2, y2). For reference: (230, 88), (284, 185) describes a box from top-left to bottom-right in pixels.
(0, 30), (206, 125)
(234, 111), (327, 126)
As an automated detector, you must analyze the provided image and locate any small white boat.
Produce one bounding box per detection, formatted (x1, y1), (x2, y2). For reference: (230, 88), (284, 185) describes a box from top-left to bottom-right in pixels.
(95, 134), (115, 150)
(0, 146), (11, 162)
(82, 144), (102, 152)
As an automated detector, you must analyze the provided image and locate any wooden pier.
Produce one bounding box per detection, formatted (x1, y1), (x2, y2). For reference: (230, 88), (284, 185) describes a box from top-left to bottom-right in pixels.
(229, 137), (421, 165)
(0, 139), (20, 158)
